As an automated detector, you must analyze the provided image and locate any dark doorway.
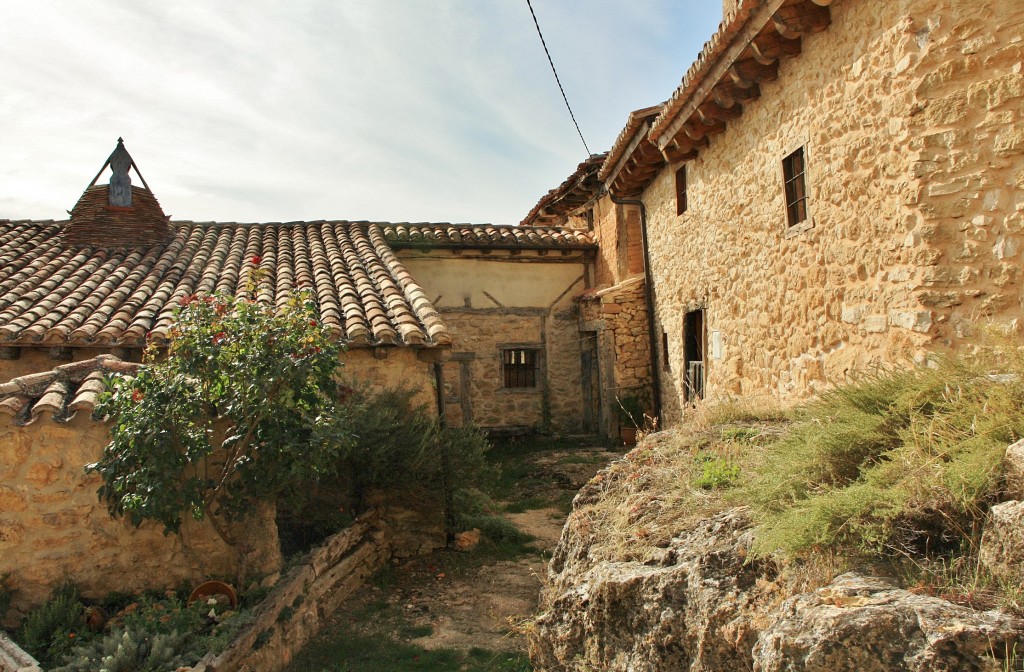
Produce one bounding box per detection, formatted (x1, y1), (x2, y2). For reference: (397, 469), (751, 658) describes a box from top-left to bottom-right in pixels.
(683, 309), (705, 402)
(580, 333), (600, 432)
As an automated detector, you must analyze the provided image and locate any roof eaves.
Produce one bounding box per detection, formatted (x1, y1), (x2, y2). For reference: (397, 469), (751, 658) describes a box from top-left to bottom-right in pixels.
(520, 154), (607, 227)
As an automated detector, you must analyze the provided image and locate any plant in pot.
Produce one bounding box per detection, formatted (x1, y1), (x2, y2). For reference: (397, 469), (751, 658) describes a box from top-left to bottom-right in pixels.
(615, 394), (646, 446)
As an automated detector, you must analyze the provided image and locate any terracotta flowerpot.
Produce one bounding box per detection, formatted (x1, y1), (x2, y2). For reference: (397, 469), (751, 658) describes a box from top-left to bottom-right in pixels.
(187, 580), (238, 609)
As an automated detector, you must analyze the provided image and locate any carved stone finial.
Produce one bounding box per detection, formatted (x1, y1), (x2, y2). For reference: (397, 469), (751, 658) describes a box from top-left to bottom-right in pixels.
(108, 138), (133, 207)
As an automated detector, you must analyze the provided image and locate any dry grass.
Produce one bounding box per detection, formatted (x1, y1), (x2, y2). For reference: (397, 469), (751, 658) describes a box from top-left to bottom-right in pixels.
(575, 409), (784, 566)
(564, 345), (1024, 611)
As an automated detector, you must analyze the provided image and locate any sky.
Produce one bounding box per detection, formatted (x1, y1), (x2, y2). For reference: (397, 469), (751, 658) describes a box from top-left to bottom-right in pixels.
(0, 1), (722, 226)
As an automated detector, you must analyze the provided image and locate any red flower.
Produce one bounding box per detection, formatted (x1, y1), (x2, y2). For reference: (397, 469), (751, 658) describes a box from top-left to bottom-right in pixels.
(132, 390), (144, 403)
(309, 319), (317, 327)
(251, 255), (262, 265)
(213, 332), (227, 344)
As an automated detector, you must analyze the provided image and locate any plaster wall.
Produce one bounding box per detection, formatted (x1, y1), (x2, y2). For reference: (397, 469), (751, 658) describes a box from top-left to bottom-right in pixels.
(401, 254), (587, 309)
(401, 255), (589, 432)
(637, 0), (1024, 424)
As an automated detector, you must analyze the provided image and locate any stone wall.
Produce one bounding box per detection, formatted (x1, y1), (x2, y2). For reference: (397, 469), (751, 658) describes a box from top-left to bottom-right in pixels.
(339, 347), (438, 412)
(579, 277), (653, 430)
(401, 252), (589, 432)
(440, 309), (584, 432)
(189, 511), (391, 672)
(635, 0), (1024, 424)
(0, 414), (280, 623)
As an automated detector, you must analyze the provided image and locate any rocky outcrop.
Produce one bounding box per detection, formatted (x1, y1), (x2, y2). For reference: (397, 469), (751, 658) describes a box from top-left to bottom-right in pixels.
(530, 508), (779, 671)
(980, 500), (1024, 584)
(756, 574), (1022, 672)
(531, 497), (1024, 671)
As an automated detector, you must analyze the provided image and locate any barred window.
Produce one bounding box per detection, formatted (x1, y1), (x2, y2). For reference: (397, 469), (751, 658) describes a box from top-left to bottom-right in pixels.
(675, 166), (688, 215)
(502, 348), (537, 388)
(782, 147), (808, 228)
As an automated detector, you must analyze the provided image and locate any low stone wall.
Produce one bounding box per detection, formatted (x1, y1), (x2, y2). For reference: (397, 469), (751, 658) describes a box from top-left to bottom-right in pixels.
(0, 413), (279, 623)
(0, 631), (39, 672)
(189, 510), (391, 672)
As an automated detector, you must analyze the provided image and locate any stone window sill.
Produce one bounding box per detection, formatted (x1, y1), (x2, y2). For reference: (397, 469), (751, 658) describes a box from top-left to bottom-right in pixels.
(783, 218), (815, 239)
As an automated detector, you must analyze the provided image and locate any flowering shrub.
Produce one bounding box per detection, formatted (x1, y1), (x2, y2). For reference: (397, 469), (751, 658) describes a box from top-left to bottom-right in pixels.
(89, 284), (351, 562)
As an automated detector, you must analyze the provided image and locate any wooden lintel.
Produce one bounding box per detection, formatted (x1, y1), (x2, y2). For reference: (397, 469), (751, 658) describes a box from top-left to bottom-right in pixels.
(751, 28), (802, 64)
(772, 1), (831, 40)
(728, 58), (779, 88)
(0, 346), (20, 360)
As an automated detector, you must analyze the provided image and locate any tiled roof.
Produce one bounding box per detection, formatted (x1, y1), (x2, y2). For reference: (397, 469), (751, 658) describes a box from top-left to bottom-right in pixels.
(380, 223), (596, 249)
(0, 355), (139, 425)
(64, 185), (172, 248)
(605, 0), (832, 196)
(0, 217), (451, 348)
(520, 155), (607, 227)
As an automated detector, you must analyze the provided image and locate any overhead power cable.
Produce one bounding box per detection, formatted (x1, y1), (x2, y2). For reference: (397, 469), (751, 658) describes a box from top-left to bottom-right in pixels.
(525, 0), (592, 156)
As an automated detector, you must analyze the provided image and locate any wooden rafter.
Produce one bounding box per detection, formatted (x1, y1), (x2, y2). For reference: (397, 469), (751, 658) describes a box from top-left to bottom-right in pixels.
(772, 0), (831, 39)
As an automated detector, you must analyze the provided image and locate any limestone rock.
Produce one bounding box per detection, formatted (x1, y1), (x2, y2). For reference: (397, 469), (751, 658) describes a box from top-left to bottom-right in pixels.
(529, 508), (778, 671)
(1004, 439), (1024, 499)
(531, 482), (1024, 671)
(753, 573), (1023, 672)
(979, 500), (1024, 583)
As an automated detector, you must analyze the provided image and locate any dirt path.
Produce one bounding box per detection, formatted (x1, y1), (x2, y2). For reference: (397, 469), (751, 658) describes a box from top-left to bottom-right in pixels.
(335, 443), (623, 657)
(402, 507), (567, 654)
(288, 440), (622, 672)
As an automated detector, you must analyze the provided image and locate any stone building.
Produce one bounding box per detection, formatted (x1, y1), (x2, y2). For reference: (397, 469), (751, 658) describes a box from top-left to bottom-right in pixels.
(577, 0), (1024, 425)
(0, 141), (597, 609)
(0, 139), (597, 432)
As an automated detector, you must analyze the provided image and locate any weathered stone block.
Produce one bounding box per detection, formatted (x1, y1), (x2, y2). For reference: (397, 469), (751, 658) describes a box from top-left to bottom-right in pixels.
(1004, 439), (1024, 500)
(888, 310), (933, 333)
(979, 500), (1024, 582)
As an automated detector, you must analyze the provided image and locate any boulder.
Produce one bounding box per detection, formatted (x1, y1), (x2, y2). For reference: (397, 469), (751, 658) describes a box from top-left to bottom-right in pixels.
(979, 500), (1024, 583)
(529, 508), (779, 671)
(1005, 439), (1024, 499)
(753, 573), (1023, 671)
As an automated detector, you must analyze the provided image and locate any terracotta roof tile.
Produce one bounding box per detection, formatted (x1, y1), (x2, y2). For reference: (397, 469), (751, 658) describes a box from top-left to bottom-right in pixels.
(520, 155), (608, 227)
(0, 219), (461, 348)
(0, 354), (140, 425)
(378, 222), (596, 249)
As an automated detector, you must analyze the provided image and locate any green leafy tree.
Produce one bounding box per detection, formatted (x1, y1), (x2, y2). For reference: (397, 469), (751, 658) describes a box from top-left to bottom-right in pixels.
(89, 275), (350, 578)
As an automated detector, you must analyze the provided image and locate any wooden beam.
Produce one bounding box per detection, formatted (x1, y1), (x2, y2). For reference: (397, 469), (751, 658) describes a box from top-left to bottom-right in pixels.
(750, 28), (802, 64)
(683, 119), (726, 142)
(697, 100), (742, 124)
(728, 58), (779, 88)
(772, 0), (831, 40)
(663, 143), (700, 164)
(0, 346), (20, 360)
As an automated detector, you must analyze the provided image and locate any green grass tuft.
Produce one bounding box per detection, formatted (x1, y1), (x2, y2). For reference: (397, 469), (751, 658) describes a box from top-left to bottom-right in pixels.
(744, 354), (1024, 560)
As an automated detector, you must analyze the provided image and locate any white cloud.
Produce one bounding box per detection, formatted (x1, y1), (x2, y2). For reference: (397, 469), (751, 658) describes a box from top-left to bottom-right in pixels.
(0, 0), (720, 224)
